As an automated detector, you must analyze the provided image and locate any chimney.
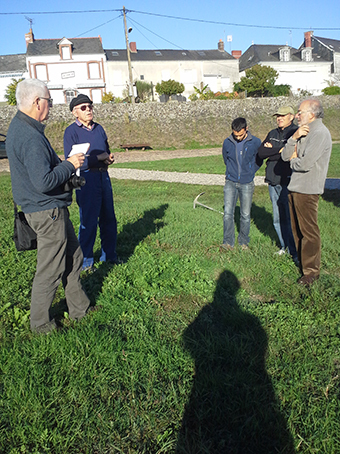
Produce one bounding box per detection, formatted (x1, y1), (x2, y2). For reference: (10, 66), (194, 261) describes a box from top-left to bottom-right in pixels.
(130, 42), (137, 53)
(25, 28), (34, 48)
(98, 35), (102, 44)
(218, 39), (224, 52)
(304, 31), (313, 48)
(232, 50), (242, 59)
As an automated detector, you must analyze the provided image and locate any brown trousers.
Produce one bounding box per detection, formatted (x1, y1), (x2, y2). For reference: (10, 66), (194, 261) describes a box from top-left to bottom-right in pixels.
(288, 192), (320, 277)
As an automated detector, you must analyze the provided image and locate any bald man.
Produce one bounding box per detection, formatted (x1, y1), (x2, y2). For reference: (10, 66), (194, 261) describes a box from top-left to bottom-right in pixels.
(282, 99), (332, 286)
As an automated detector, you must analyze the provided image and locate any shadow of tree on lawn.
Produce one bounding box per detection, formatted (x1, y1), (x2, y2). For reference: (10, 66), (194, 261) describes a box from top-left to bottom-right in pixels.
(176, 269), (295, 454)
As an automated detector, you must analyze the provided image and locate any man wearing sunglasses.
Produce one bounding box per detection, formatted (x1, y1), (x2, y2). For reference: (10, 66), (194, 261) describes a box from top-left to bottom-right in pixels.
(64, 94), (118, 271)
(6, 79), (91, 333)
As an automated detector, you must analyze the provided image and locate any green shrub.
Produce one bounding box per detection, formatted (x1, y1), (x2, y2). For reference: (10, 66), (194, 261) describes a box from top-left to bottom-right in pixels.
(102, 92), (114, 103)
(322, 86), (340, 95)
(268, 84), (291, 97)
(155, 79), (185, 96)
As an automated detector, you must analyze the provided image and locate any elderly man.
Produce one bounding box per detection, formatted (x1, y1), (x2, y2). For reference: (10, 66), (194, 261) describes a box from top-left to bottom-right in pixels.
(282, 99), (332, 286)
(257, 106), (297, 259)
(64, 94), (118, 271)
(222, 117), (261, 250)
(6, 79), (91, 333)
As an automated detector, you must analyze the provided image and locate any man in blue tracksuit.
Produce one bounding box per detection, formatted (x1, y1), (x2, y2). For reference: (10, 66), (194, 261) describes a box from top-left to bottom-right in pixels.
(222, 117), (261, 250)
(64, 94), (118, 271)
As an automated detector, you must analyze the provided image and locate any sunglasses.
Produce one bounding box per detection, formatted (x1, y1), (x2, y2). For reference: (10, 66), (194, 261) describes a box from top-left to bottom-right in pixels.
(76, 104), (93, 111)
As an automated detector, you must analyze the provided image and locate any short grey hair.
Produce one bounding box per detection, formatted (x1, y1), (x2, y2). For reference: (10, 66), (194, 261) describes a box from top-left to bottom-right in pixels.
(16, 79), (48, 110)
(307, 98), (324, 119)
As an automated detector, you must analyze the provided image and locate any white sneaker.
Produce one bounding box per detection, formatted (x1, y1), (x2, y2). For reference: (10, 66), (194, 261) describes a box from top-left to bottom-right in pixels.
(275, 248), (286, 256)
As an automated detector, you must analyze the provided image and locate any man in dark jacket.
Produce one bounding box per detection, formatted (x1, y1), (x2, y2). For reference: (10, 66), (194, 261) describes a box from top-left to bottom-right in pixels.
(257, 106), (297, 259)
(222, 117), (261, 250)
(64, 94), (118, 271)
(6, 79), (91, 333)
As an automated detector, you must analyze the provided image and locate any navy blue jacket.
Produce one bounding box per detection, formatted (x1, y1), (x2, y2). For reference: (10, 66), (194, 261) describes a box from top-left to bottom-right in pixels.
(222, 132), (262, 184)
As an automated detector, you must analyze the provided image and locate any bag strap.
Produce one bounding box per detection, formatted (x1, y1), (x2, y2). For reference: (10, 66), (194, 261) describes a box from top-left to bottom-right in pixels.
(14, 201), (19, 217)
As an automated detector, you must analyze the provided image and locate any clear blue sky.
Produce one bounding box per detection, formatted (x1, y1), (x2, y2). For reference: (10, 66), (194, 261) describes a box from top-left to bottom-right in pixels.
(1, 0), (339, 56)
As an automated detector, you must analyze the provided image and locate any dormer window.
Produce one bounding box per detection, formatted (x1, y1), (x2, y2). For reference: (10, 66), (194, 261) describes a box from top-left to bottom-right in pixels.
(58, 38), (73, 60)
(301, 48), (313, 62)
(61, 46), (71, 60)
(279, 47), (290, 62)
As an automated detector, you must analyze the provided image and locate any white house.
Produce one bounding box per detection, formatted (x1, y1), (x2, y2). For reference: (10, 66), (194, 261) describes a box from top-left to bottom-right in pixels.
(0, 54), (28, 103)
(25, 29), (107, 104)
(304, 32), (340, 82)
(105, 40), (240, 99)
(238, 32), (332, 95)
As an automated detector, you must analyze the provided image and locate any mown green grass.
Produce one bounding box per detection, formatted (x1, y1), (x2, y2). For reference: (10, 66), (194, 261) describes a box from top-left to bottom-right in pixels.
(0, 174), (340, 453)
(113, 144), (340, 179)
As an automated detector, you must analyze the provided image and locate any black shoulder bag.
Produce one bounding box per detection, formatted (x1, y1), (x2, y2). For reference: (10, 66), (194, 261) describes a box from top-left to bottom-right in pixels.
(13, 203), (37, 251)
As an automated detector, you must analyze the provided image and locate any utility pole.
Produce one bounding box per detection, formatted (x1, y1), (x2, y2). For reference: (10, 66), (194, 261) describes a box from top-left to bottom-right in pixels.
(123, 6), (135, 104)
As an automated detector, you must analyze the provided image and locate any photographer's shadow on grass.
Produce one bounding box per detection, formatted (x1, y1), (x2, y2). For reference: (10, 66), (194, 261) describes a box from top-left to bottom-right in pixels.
(176, 270), (295, 454)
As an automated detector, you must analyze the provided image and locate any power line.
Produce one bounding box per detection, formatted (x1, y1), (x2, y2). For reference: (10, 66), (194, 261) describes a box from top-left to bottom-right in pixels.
(126, 17), (158, 49)
(74, 14), (122, 38)
(128, 16), (183, 50)
(0, 8), (339, 31)
(0, 9), (121, 15)
(127, 9), (340, 32)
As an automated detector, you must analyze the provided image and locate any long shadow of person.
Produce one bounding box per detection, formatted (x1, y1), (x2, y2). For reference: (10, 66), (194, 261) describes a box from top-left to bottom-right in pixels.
(117, 203), (168, 261)
(251, 203), (279, 246)
(52, 204), (168, 318)
(176, 270), (295, 454)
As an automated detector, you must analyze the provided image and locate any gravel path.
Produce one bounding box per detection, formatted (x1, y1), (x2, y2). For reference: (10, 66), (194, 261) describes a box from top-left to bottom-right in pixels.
(1, 147), (339, 188)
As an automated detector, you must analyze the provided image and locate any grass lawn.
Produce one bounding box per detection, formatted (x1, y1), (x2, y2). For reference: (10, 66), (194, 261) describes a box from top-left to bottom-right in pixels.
(0, 168), (340, 453)
(113, 143), (340, 179)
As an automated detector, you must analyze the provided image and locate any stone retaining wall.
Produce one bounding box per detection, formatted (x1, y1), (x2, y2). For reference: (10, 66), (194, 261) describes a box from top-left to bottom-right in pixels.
(1, 96), (339, 151)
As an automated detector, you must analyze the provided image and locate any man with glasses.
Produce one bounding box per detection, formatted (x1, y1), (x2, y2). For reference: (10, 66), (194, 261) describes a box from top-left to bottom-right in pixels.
(64, 94), (118, 271)
(257, 106), (298, 260)
(282, 99), (332, 286)
(6, 79), (91, 333)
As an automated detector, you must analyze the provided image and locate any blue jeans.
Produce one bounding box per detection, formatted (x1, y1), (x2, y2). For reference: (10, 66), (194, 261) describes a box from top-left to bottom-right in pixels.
(223, 179), (254, 247)
(77, 170), (117, 269)
(268, 184), (297, 258)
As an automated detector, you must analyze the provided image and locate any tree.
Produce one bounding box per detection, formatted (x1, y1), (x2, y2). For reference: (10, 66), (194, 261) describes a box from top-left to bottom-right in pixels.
(234, 65), (278, 97)
(155, 79), (185, 96)
(5, 78), (24, 105)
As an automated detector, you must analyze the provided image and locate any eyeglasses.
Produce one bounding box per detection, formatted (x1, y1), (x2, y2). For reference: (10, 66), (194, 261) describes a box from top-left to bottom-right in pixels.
(76, 104), (93, 111)
(39, 97), (53, 107)
(296, 110), (310, 116)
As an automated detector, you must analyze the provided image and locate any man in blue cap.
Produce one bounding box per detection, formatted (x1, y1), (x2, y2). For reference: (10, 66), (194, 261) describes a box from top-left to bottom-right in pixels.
(64, 94), (118, 271)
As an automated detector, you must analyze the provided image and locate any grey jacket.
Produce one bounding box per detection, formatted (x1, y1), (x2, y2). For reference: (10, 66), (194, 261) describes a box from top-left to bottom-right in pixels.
(281, 118), (332, 194)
